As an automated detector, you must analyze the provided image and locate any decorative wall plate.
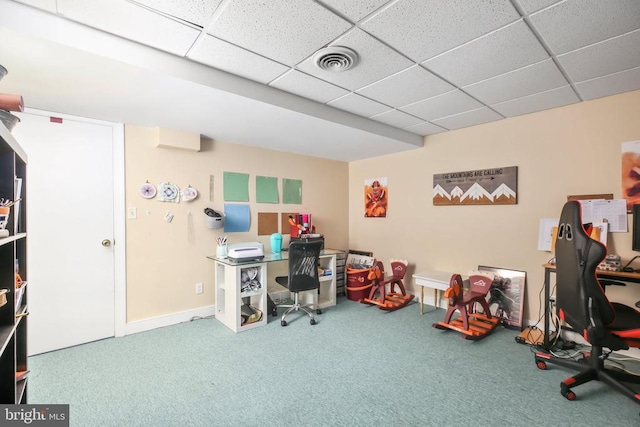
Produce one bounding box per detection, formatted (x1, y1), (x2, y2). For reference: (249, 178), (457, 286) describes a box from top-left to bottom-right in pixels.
(159, 183), (179, 201)
(182, 186), (198, 202)
(139, 182), (156, 199)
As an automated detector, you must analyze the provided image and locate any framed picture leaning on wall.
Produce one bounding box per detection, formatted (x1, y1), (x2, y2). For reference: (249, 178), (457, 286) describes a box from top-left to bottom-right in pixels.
(477, 265), (526, 330)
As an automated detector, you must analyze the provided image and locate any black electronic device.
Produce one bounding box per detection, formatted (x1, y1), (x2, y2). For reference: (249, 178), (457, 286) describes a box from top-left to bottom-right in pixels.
(633, 205), (640, 251)
(621, 204), (640, 272)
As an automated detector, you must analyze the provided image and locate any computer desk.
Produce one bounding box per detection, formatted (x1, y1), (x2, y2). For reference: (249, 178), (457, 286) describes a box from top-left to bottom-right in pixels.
(542, 263), (640, 349)
(208, 249), (341, 333)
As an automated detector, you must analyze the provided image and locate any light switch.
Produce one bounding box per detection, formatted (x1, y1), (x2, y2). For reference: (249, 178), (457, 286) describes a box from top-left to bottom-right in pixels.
(128, 207), (137, 219)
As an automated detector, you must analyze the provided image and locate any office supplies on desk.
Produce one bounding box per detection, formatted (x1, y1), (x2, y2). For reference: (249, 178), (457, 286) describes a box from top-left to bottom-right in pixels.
(598, 254), (621, 271)
(227, 246), (264, 263)
(270, 233), (282, 254)
(288, 213), (316, 237)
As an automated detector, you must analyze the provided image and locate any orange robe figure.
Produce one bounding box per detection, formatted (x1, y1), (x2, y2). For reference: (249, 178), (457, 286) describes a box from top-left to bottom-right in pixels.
(365, 180), (387, 217)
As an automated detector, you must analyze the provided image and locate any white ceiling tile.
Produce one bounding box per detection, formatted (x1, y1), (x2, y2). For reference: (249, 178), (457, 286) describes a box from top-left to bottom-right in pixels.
(188, 35), (290, 84)
(529, 0), (640, 55)
(403, 121), (448, 136)
(319, 0), (390, 22)
(369, 110), (423, 128)
(13, 0), (57, 13)
(131, 0), (223, 27)
(208, 0), (352, 66)
(361, 0), (520, 62)
(464, 59), (568, 105)
(518, 0), (561, 14)
(558, 30), (640, 83)
(296, 28), (414, 90)
(399, 90), (483, 121)
(270, 70), (350, 104)
(431, 107), (503, 130)
(423, 20), (549, 86)
(56, 0), (200, 56)
(575, 66), (640, 101)
(8, 0), (640, 159)
(491, 85), (579, 117)
(356, 66), (454, 108)
(327, 93), (391, 117)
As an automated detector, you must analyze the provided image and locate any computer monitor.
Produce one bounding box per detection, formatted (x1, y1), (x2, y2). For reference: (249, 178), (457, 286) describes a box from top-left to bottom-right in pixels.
(632, 205), (640, 251)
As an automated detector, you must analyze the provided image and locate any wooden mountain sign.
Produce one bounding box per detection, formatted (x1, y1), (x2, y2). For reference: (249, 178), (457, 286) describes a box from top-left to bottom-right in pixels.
(433, 166), (517, 206)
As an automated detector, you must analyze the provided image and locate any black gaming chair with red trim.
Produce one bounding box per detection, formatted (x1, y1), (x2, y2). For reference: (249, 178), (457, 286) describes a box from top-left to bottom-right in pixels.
(534, 200), (640, 406)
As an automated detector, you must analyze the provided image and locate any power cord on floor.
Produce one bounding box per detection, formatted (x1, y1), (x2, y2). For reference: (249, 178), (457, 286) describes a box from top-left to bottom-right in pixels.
(190, 315), (215, 321)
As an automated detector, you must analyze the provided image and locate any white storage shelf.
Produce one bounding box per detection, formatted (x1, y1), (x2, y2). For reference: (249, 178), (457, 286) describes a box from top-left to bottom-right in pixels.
(214, 261), (267, 333)
(298, 253), (336, 309)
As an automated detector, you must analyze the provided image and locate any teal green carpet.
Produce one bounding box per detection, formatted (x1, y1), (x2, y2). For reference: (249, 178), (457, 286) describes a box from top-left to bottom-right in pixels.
(28, 296), (640, 426)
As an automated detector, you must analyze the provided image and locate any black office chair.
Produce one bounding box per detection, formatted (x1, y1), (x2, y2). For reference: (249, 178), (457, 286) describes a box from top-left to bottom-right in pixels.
(534, 201), (640, 408)
(275, 239), (323, 326)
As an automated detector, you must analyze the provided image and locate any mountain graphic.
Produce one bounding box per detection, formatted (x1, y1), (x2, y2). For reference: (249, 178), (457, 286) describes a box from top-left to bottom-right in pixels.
(460, 183), (493, 203)
(451, 186), (464, 199)
(492, 183), (516, 203)
(432, 184), (451, 200)
(492, 183), (516, 199)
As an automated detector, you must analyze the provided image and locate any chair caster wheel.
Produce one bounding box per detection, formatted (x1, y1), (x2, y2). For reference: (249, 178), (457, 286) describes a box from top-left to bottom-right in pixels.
(536, 361), (547, 370)
(316, 309), (322, 315)
(310, 318), (316, 325)
(281, 320), (287, 327)
(561, 389), (576, 401)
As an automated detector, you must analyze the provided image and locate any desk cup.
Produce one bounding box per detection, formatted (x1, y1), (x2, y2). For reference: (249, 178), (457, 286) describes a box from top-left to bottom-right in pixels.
(216, 244), (228, 258)
(270, 233), (282, 253)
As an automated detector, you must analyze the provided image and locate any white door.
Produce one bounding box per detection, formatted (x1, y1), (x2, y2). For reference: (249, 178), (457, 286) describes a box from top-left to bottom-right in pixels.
(14, 110), (119, 355)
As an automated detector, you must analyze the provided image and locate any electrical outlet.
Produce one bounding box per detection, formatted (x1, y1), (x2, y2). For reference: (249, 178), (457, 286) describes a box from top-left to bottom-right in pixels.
(195, 282), (204, 294)
(127, 207), (137, 219)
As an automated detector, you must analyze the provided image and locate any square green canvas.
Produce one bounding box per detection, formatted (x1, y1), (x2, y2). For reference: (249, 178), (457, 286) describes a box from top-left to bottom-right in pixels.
(223, 172), (249, 202)
(283, 178), (302, 204)
(256, 176), (278, 203)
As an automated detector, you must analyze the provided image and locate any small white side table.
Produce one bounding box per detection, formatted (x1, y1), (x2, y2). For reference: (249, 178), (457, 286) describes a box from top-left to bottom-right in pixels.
(413, 270), (459, 314)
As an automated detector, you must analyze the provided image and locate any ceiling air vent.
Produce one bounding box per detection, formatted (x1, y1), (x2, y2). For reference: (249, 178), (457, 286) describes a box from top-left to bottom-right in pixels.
(313, 47), (359, 72)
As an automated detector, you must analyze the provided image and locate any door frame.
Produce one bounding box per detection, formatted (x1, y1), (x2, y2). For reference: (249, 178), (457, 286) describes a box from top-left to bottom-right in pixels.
(24, 108), (127, 337)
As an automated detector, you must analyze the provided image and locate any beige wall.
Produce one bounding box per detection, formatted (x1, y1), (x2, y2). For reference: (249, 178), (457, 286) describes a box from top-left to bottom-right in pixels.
(349, 90), (640, 324)
(124, 90), (640, 324)
(125, 126), (349, 322)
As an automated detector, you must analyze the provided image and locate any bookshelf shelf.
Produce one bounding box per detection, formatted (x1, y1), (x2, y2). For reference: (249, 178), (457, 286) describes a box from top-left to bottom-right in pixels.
(0, 122), (28, 404)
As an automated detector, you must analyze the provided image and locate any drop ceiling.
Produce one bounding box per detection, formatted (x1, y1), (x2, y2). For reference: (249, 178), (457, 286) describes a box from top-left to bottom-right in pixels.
(1, 0), (639, 161)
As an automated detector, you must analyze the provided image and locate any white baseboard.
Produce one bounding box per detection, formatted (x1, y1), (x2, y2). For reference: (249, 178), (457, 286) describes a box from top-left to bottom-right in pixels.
(123, 305), (216, 336)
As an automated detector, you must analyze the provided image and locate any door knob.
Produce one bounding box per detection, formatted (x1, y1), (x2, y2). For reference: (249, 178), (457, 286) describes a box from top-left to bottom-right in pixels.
(102, 239), (112, 247)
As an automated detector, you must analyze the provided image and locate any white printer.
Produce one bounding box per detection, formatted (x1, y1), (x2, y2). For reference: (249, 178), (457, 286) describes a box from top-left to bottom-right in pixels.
(227, 242), (265, 263)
